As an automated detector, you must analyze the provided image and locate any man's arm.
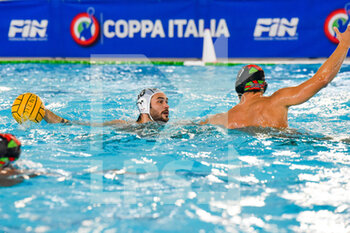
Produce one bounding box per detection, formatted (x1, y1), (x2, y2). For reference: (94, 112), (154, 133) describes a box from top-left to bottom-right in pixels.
(271, 25), (350, 107)
(44, 109), (69, 124)
(100, 119), (128, 126)
(44, 109), (127, 126)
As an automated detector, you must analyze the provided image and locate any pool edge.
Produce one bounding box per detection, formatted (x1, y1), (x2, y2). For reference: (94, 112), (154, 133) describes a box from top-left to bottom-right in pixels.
(1, 57), (350, 65)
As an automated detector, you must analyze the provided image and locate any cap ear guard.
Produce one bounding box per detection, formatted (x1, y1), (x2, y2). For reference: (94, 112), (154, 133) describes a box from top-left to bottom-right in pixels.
(137, 96), (148, 114)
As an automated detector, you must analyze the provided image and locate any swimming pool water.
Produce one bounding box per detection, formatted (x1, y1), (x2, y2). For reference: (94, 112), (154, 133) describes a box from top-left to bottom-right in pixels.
(0, 63), (349, 232)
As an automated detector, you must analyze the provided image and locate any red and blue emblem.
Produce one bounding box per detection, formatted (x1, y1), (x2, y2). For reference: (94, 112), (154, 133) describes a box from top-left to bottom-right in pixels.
(324, 4), (350, 44)
(70, 9), (100, 46)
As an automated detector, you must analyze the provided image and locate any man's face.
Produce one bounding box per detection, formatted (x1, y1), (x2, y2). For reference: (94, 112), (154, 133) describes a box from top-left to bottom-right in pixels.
(150, 93), (169, 122)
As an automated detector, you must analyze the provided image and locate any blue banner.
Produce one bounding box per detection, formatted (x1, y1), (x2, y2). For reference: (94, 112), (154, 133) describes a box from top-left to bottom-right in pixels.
(0, 0), (348, 58)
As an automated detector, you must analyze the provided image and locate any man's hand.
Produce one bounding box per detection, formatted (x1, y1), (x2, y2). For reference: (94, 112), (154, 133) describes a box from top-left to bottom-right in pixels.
(334, 25), (350, 48)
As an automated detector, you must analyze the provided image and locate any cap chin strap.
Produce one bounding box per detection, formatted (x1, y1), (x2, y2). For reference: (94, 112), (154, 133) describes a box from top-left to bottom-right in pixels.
(148, 113), (155, 122)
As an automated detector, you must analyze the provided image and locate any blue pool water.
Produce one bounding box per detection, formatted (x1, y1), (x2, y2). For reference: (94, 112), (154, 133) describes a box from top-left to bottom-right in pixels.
(0, 63), (349, 232)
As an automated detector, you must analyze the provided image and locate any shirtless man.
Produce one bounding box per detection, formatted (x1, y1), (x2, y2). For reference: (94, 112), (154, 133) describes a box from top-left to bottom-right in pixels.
(0, 133), (24, 186)
(0, 133), (42, 187)
(44, 88), (170, 125)
(0, 133), (21, 169)
(201, 26), (350, 129)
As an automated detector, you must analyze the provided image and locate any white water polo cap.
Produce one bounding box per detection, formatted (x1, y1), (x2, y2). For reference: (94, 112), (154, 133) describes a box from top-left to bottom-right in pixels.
(136, 88), (162, 114)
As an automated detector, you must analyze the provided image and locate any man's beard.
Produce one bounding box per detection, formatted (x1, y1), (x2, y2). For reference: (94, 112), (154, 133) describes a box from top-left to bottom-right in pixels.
(151, 111), (169, 122)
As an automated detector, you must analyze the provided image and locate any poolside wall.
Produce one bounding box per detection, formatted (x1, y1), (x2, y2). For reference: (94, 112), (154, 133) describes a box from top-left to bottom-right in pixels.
(0, 0), (348, 58)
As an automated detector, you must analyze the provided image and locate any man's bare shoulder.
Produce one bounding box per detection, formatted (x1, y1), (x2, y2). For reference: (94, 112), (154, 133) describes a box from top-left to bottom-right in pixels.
(259, 88), (293, 107)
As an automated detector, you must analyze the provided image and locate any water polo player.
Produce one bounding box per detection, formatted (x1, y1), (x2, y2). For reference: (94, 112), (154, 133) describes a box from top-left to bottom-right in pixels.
(43, 88), (169, 125)
(0, 133), (40, 187)
(201, 25), (350, 129)
(0, 133), (21, 173)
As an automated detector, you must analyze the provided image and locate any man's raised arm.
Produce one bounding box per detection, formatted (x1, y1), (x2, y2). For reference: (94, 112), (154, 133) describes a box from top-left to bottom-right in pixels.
(271, 25), (350, 107)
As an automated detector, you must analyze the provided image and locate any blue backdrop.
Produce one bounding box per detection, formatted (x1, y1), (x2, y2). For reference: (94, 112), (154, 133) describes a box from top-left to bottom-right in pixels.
(0, 0), (348, 58)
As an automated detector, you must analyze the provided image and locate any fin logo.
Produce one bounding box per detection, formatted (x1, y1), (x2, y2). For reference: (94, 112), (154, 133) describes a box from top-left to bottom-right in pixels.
(70, 8), (100, 46)
(8, 20), (48, 41)
(324, 4), (350, 44)
(253, 18), (299, 41)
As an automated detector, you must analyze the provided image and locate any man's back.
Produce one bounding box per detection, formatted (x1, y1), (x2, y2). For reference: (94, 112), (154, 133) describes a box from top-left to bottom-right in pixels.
(203, 93), (288, 129)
